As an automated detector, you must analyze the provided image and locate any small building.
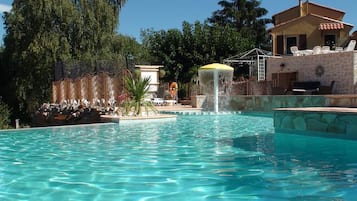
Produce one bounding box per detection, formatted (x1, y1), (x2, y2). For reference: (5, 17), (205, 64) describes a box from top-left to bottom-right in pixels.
(269, 0), (354, 56)
(135, 65), (163, 97)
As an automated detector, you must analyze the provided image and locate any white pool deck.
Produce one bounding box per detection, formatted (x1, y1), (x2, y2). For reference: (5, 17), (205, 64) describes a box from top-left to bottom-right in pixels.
(274, 107), (357, 114)
(100, 104), (202, 123)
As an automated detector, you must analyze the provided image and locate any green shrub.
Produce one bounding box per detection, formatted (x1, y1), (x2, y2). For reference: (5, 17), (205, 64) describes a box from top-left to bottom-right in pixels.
(0, 100), (11, 129)
(123, 72), (157, 116)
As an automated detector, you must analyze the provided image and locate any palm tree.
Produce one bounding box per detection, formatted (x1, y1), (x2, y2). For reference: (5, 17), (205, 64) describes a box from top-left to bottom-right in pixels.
(123, 71), (157, 116)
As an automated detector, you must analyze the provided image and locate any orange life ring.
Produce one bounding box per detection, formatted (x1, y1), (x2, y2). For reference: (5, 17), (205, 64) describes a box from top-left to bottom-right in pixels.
(169, 82), (178, 97)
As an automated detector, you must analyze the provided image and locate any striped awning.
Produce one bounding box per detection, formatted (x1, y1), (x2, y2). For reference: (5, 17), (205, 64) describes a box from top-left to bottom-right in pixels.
(319, 23), (344, 30)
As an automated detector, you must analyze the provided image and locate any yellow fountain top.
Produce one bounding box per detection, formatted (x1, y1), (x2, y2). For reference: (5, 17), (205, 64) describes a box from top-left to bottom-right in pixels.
(199, 63), (234, 71)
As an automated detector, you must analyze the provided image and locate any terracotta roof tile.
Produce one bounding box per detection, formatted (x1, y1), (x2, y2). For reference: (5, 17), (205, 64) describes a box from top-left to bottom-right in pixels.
(319, 23), (344, 30)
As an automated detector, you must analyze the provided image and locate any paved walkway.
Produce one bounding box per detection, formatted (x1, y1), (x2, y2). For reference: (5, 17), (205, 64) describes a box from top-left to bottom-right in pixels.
(154, 104), (202, 112)
(101, 104), (201, 123)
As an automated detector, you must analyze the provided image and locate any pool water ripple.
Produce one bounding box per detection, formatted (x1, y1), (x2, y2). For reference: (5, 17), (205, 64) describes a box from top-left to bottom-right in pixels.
(1, 114), (357, 200)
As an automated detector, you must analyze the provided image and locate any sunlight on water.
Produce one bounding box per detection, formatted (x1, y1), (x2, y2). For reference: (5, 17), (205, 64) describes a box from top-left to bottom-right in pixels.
(0, 114), (357, 200)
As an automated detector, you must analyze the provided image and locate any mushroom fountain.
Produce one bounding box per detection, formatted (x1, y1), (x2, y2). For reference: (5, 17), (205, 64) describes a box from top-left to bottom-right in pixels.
(198, 63), (234, 113)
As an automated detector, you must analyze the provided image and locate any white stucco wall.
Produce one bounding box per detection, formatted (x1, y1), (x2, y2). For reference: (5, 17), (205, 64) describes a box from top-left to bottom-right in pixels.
(135, 65), (163, 96)
(141, 71), (159, 92)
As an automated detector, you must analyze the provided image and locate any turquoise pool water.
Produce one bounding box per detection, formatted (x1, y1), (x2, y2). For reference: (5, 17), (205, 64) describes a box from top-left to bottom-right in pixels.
(0, 114), (357, 200)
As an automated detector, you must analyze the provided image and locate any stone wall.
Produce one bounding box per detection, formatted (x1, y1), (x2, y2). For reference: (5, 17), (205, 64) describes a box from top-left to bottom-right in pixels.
(192, 95), (327, 111)
(229, 95), (326, 111)
(274, 109), (357, 140)
(267, 51), (357, 94)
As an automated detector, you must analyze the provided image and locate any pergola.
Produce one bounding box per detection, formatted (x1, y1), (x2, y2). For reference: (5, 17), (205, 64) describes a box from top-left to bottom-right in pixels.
(223, 48), (272, 81)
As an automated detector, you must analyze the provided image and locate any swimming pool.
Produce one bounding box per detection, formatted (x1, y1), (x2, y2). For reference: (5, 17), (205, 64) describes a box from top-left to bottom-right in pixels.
(0, 114), (356, 200)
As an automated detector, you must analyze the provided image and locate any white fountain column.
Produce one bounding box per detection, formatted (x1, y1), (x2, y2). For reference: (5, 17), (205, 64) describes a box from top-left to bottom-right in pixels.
(213, 70), (219, 113)
(199, 63), (233, 112)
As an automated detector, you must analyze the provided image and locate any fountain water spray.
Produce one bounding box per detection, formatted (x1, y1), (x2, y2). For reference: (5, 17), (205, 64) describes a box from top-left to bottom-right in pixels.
(198, 63), (234, 113)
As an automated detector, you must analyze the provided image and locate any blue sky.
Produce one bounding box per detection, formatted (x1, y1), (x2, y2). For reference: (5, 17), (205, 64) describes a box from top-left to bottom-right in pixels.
(1, 0), (357, 44)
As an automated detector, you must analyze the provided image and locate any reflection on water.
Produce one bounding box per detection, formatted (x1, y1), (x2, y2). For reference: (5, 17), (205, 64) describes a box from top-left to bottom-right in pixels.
(232, 133), (357, 192)
(1, 115), (357, 200)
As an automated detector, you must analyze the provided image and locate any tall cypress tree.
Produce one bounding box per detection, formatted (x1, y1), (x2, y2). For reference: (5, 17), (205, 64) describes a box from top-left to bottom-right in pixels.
(208, 0), (272, 48)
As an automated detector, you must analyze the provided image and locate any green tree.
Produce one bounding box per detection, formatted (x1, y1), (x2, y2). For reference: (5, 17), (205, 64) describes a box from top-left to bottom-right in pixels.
(208, 0), (272, 48)
(112, 34), (152, 65)
(2, 0), (126, 120)
(141, 21), (253, 84)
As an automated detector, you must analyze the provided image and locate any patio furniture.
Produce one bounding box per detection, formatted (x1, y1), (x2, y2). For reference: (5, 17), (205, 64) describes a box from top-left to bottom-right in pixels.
(335, 47), (343, 51)
(290, 46), (302, 56)
(291, 46), (322, 56)
(291, 81), (320, 95)
(321, 46), (331, 54)
(312, 46), (322, 54)
(152, 98), (164, 106)
(302, 49), (313, 55)
(319, 80), (335, 94)
(344, 40), (356, 51)
(164, 100), (177, 106)
(298, 46), (320, 55)
(179, 99), (191, 105)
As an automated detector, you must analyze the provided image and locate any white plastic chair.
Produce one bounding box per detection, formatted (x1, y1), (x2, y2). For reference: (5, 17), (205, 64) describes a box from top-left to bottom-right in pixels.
(152, 98), (164, 106)
(290, 46), (302, 56)
(335, 47), (343, 52)
(299, 46), (320, 56)
(344, 40), (356, 51)
(321, 46), (330, 54)
(312, 46), (321, 54)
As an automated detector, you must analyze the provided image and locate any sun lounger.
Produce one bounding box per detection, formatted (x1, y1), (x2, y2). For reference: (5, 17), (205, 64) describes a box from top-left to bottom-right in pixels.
(164, 100), (176, 106)
(152, 98), (164, 106)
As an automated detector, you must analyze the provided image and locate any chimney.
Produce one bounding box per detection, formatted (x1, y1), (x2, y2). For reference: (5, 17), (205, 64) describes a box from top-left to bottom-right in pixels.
(299, 0), (303, 16)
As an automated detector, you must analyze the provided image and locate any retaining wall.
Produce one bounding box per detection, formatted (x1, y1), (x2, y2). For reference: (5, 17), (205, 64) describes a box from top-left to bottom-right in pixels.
(274, 108), (357, 140)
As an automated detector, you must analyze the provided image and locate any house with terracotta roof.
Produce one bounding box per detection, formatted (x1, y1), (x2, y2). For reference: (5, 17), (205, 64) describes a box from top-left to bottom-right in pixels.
(265, 1), (357, 95)
(269, 0), (354, 56)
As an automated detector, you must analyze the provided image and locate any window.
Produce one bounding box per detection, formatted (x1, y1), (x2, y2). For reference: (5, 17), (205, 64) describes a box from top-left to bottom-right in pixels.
(275, 34), (306, 55)
(324, 35), (336, 49)
(286, 36), (297, 54)
(276, 35), (284, 55)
